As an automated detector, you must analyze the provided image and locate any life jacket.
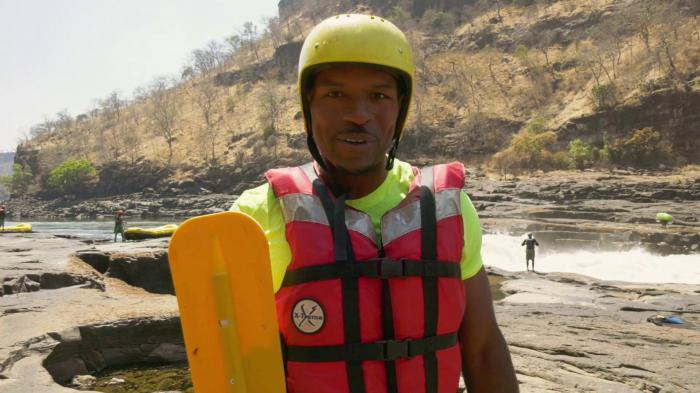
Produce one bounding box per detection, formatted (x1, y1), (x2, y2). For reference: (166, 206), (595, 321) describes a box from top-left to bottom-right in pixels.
(266, 162), (466, 393)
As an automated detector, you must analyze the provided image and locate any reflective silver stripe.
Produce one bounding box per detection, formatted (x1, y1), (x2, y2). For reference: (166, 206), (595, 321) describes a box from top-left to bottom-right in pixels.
(300, 162), (317, 183)
(278, 193), (377, 244)
(382, 189), (462, 245)
(346, 209), (377, 244)
(279, 194), (328, 226)
(421, 165), (434, 190)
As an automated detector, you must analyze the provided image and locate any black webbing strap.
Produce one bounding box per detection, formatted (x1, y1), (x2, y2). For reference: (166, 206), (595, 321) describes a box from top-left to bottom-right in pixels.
(285, 332), (459, 363)
(382, 267), (398, 393)
(280, 258), (461, 287)
(333, 194), (366, 393)
(420, 165), (439, 393)
(312, 179), (335, 227)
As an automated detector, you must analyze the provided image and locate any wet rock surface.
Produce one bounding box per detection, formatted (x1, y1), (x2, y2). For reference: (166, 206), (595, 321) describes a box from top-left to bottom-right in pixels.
(492, 268), (700, 393)
(1, 169), (699, 392)
(0, 234), (178, 393)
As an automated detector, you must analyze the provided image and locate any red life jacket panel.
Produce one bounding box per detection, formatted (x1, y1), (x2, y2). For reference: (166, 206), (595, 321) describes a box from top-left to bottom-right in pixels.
(266, 162), (466, 393)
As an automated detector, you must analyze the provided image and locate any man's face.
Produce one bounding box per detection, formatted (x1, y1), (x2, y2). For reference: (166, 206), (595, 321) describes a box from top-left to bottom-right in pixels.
(308, 64), (401, 175)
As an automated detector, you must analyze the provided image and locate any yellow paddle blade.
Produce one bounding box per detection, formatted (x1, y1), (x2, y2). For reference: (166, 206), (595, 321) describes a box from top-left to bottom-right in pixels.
(168, 212), (286, 393)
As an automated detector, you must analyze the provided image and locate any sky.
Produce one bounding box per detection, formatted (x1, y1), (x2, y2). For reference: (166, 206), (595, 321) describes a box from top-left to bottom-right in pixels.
(0, 0), (279, 152)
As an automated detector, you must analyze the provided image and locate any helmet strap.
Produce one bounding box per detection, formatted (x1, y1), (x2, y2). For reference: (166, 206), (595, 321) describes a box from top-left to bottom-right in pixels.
(385, 138), (399, 171)
(307, 134), (328, 171)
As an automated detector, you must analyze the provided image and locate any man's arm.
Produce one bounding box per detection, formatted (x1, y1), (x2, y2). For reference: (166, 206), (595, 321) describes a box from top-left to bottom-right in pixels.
(459, 267), (519, 393)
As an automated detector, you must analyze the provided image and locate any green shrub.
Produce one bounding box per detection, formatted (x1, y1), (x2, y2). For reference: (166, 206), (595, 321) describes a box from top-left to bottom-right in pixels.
(524, 117), (548, 134)
(512, 130), (557, 160)
(1, 163), (33, 195)
(548, 150), (572, 170)
(431, 12), (455, 31)
(591, 84), (617, 109)
(568, 138), (594, 170)
(491, 128), (559, 174)
(609, 127), (674, 167)
(514, 44), (530, 62)
(490, 148), (526, 177)
(47, 159), (98, 196)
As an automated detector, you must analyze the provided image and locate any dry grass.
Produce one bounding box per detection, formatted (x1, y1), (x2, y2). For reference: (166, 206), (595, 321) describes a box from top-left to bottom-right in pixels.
(19, 0), (700, 183)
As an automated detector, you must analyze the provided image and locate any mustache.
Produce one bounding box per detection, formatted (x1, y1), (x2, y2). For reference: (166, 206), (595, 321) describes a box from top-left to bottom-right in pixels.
(337, 125), (371, 134)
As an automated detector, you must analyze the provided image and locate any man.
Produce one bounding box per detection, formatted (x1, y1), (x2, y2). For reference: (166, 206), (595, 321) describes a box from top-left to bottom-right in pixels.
(232, 14), (518, 393)
(521, 233), (539, 272)
(0, 205), (6, 230)
(114, 209), (125, 242)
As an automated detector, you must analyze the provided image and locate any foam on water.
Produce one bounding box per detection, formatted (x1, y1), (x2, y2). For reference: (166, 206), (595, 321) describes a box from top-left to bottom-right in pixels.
(483, 233), (700, 284)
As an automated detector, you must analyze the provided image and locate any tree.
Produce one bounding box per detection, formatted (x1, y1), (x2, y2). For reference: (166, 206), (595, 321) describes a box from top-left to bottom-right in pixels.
(225, 34), (242, 57)
(148, 77), (180, 167)
(99, 91), (126, 159)
(264, 16), (284, 47)
(3, 163), (33, 195)
(591, 84), (617, 109)
(610, 127), (674, 167)
(630, 0), (660, 53)
(54, 110), (74, 134)
(190, 40), (227, 75)
(568, 139), (594, 170)
(242, 21), (260, 62)
(189, 81), (224, 165)
(47, 159), (98, 196)
(122, 110), (143, 165)
(259, 85), (284, 157)
(484, 46), (511, 102)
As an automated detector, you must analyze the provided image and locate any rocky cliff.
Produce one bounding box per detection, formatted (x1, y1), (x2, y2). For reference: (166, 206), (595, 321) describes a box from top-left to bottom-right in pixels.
(11, 0), (700, 200)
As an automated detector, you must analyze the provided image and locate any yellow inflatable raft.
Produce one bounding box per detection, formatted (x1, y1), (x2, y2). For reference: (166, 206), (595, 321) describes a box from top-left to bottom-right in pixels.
(123, 224), (178, 240)
(0, 223), (33, 233)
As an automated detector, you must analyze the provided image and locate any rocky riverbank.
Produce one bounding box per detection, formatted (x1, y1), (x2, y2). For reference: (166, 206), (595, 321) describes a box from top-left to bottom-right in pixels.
(5, 169), (699, 255)
(1, 232), (699, 392)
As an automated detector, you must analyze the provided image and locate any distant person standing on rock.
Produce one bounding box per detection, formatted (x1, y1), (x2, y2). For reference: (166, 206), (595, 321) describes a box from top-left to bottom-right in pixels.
(114, 209), (125, 242)
(0, 205), (6, 230)
(521, 233), (539, 271)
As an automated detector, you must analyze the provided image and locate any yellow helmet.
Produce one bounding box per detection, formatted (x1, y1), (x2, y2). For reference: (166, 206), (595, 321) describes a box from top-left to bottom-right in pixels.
(298, 14), (414, 168)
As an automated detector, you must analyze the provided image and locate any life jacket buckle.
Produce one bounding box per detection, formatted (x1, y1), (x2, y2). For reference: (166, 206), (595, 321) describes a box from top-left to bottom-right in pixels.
(377, 258), (406, 278)
(377, 339), (413, 361)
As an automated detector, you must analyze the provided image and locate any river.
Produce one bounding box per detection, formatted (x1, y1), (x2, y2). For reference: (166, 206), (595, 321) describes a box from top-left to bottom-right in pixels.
(483, 233), (700, 285)
(3, 219), (180, 240)
(3, 220), (698, 285)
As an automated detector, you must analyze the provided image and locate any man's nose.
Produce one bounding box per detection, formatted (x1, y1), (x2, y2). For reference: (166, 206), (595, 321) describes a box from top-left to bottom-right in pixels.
(343, 98), (372, 125)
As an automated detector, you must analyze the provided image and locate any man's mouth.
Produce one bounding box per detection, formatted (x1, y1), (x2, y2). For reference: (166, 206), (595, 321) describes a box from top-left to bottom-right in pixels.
(340, 137), (367, 144)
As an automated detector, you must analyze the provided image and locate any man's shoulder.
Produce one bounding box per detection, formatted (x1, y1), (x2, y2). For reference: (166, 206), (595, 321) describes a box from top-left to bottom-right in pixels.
(231, 182), (276, 215)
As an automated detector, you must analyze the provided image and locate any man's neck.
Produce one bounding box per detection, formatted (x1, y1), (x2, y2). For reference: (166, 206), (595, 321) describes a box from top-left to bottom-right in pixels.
(317, 164), (388, 199)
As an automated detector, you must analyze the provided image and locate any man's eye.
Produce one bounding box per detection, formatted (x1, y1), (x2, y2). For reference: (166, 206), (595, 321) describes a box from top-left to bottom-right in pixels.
(373, 92), (389, 99)
(326, 91), (343, 98)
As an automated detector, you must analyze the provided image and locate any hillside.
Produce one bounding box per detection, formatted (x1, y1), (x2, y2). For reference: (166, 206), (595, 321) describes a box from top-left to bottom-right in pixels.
(10, 0), (700, 199)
